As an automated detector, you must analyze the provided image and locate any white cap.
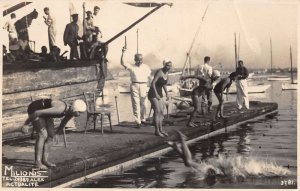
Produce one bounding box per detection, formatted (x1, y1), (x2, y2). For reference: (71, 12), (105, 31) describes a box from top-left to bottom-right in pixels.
(72, 99), (87, 112)
(163, 59), (172, 66)
(212, 70), (221, 77)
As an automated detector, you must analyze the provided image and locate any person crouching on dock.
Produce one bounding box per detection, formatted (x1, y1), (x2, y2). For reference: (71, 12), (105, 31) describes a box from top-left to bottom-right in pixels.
(213, 72), (237, 119)
(148, 59), (172, 137)
(181, 70), (221, 127)
(22, 99), (86, 170)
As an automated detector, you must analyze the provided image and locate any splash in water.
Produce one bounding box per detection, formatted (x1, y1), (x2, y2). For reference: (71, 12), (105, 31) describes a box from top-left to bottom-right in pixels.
(193, 154), (290, 181)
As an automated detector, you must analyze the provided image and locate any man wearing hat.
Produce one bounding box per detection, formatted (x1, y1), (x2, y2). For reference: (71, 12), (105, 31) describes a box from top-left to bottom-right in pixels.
(121, 47), (152, 128)
(92, 6), (102, 38)
(63, 13), (80, 60)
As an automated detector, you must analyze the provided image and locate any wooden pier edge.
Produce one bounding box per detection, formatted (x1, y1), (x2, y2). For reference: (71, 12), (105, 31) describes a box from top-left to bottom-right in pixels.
(50, 108), (278, 188)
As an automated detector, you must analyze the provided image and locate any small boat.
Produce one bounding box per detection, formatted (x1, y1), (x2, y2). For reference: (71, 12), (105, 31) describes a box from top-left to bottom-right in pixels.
(267, 75), (290, 81)
(282, 83), (297, 90)
(267, 39), (290, 81)
(228, 83), (271, 94)
(282, 46), (297, 90)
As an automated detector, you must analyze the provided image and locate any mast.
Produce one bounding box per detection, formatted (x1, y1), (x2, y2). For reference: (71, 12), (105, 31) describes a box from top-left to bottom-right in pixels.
(181, 4), (209, 76)
(234, 33), (238, 70)
(270, 38), (273, 75)
(290, 46), (294, 83)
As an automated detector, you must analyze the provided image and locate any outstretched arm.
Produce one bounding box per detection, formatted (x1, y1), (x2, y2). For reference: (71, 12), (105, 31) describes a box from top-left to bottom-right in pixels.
(120, 47), (128, 69)
(56, 115), (73, 134)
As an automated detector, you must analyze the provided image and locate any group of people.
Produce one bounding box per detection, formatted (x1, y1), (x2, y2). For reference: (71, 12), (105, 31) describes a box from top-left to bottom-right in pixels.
(3, 4), (105, 63)
(121, 49), (250, 135)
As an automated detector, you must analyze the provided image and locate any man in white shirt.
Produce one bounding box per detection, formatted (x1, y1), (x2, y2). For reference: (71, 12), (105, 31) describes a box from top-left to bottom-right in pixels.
(92, 6), (102, 39)
(121, 48), (152, 128)
(196, 56), (213, 113)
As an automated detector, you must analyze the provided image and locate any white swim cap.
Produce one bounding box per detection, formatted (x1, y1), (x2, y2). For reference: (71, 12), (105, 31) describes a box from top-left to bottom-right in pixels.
(163, 59), (172, 66)
(72, 99), (87, 112)
(212, 70), (221, 77)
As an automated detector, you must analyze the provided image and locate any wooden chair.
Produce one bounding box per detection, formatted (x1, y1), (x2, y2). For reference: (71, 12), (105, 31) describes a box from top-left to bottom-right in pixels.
(83, 90), (112, 134)
(30, 94), (67, 148)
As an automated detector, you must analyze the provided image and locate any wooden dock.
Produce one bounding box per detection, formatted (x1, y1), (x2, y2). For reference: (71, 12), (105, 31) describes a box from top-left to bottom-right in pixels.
(2, 101), (277, 188)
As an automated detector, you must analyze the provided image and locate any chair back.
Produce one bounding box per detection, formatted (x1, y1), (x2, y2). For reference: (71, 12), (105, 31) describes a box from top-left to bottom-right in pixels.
(84, 89), (105, 113)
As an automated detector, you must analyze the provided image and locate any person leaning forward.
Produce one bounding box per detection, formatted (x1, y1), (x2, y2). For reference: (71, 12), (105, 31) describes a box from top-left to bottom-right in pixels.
(121, 47), (152, 129)
(63, 14), (80, 60)
(21, 99), (87, 170)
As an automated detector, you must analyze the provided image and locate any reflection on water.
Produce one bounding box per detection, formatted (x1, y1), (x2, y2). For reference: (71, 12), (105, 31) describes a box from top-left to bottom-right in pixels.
(75, 80), (297, 189)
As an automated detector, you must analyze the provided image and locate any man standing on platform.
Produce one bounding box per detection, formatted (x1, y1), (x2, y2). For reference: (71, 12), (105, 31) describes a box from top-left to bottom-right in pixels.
(236, 60), (249, 110)
(196, 56), (213, 113)
(43, 7), (56, 52)
(121, 47), (152, 129)
(63, 13), (80, 60)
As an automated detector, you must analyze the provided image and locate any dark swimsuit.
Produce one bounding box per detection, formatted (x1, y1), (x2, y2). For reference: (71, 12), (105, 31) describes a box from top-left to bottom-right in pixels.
(214, 78), (231, 94)
(27, 99), (70, 118)
(27, 99), (70, 137)
(148, 73), (168, 99)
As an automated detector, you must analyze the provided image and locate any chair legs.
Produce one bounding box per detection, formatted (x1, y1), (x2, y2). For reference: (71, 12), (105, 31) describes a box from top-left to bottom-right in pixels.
(108, 114), (112, 132)
(100, 114), (103, 134)
(85, 113), (112, 134)
(85, 114), (92, 134)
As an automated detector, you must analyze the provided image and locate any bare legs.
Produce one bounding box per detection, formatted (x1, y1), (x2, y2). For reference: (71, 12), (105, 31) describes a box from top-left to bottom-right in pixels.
(167, 130), (201, 169)
(215, 93), (226, 119)
(187, 95), (201, 127)
(150, 98), (168, 137)
(33, 117), (56, 170)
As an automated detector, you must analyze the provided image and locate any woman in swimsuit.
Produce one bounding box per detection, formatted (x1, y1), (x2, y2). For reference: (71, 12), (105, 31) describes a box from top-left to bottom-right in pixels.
(148, 59), (172, 137)
(22, 99), (86, 170)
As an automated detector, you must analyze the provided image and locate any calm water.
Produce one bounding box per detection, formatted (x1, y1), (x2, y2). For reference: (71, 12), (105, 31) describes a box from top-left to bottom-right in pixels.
(75, 77), (297, 189)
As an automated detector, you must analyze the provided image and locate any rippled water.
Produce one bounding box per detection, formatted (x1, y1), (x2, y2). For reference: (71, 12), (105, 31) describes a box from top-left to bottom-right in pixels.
(75, 77), (297, 189)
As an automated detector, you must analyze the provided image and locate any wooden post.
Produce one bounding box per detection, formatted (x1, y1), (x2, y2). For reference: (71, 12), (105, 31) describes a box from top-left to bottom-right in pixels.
(290, 46), (294, 83)
(234, 33), (238, 70)
(270, 38), (273, 75)
(115, 96), (120, 124)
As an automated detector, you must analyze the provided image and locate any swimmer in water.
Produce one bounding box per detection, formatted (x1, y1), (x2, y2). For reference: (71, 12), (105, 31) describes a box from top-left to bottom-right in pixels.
(167, 130), (216, 178)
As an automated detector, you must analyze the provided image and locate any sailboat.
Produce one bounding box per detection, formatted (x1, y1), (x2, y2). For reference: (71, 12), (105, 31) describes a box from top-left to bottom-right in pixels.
(230, 33), (271, 94)
(177, 4), (209, 97)
(267, 39), (290, 81)
(282, 46), (297, 90)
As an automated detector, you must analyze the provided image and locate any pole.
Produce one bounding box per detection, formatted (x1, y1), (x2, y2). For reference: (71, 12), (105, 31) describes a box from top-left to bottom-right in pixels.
(181, 4), (209, 77)
(137, 29), (139, 53)
(234, 32), (238, 70)
(290, 46), (294, 83)
(115, 96), (120, 124)
(270, 38), (273, 75)
(104, 3), (171, 46)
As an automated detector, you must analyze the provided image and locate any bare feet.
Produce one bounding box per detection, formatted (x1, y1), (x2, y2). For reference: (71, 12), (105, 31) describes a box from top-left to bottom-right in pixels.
(43, 160), (56, 168)
(155, 131), (165, 137)
(160, 130), (169, 137)
(36, 162), (48, 170)
(187, 122), (197, 127)
(175, 130), (187, 141)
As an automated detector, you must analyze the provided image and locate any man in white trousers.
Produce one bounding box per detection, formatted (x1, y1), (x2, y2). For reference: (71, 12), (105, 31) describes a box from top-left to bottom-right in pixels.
(236, 60), (249, 110)
(121, 47), (152, 128)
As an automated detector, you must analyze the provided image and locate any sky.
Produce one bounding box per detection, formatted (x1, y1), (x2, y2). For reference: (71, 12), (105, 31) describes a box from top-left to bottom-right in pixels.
(1, 0), (298, 70)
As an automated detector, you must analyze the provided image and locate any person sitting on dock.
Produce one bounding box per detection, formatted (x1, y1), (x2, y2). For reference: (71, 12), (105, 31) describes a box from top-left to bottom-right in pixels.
(63, 13), (81, 60)
(148, 59), (172, 137)
(213, 72), (237, 119)
(21, 99), (87, 170)
(181, 70), (221, 127)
